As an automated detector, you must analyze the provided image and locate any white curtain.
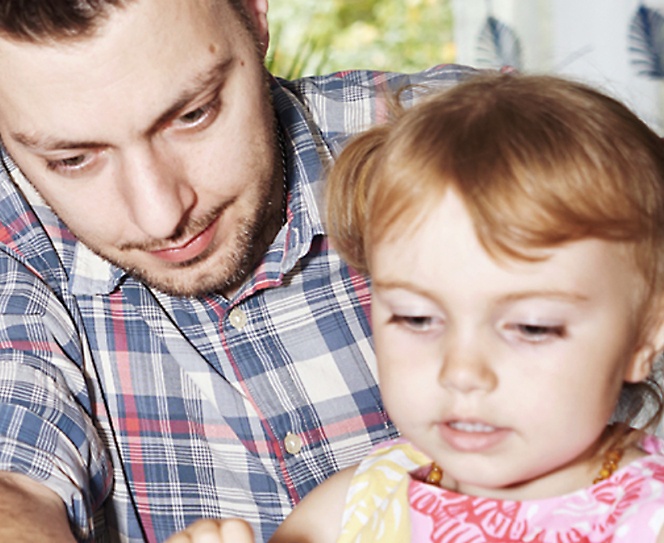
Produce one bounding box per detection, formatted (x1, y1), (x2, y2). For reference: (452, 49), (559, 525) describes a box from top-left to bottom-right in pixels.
(453, 0), (664, 132)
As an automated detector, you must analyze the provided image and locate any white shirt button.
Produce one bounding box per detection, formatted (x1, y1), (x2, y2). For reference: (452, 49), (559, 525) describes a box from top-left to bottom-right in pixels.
(284, 432), (303, 455)
(228, 307), (248, 330)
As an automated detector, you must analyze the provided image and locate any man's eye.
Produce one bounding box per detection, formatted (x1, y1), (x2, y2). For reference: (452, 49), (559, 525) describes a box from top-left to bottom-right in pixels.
(175, 97), (221, 128)
(180, 107), (208, 124)
(46, 154), (90, 173)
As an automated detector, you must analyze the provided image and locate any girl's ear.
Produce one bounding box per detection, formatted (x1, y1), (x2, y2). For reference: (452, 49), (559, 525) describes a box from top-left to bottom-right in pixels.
(625, 343), (657, 383)
(625, 296), (664, 383)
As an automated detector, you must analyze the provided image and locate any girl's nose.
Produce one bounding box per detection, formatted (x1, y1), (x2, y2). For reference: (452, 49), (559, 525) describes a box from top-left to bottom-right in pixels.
(438, 338), (498, 394)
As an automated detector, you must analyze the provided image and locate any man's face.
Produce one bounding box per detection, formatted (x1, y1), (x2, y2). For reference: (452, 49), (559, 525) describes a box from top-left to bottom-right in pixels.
(0, 0), (282, 297)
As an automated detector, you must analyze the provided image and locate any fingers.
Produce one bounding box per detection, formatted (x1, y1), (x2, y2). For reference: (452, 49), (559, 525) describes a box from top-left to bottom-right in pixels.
(218, 519), (254, 540)
(165, 518), (254, 543)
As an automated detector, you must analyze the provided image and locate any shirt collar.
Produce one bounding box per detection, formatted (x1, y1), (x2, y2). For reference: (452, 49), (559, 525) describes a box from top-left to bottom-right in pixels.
(219, 77), (334, 302)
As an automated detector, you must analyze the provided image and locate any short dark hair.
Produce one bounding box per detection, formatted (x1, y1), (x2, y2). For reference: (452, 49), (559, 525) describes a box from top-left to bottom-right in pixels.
(0, 0), (135, 41)
(0, 0), (248, 42)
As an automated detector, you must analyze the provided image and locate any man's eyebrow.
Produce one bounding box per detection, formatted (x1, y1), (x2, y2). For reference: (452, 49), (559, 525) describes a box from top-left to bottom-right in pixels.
(150, 56), (234, 133)
(11, 134), (105, 151)
(10, 56), (235, 152)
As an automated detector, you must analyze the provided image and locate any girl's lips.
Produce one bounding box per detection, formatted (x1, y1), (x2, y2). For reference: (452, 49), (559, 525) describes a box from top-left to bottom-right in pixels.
(149, 218), (218, 264)
(439, 420), (510, 452)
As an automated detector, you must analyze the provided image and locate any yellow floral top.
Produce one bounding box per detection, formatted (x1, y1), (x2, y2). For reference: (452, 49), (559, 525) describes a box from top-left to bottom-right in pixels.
(338, 436), (664, 543)
(338, 439), (431, 542)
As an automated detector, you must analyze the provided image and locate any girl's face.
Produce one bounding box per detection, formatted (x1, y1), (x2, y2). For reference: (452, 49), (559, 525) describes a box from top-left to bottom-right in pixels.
(370, 189), (656, 500)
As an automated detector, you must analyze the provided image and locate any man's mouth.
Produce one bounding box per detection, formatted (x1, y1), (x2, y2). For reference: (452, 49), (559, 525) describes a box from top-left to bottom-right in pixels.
(149, 216), (219, 264)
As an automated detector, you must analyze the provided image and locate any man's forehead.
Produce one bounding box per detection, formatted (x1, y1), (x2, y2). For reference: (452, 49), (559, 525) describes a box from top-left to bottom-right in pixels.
(0, 0), (236, 147)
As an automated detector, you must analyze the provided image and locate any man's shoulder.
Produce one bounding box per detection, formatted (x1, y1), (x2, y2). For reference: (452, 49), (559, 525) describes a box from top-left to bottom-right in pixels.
(284, 64), (479, 97)
(277, 64), (479, 139)
(0, 153), (72, 287)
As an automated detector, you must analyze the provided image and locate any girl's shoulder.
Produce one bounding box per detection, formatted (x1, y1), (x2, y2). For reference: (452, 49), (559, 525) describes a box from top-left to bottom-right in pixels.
(337, 438), (431, 543)
(357, 437), (431, 474)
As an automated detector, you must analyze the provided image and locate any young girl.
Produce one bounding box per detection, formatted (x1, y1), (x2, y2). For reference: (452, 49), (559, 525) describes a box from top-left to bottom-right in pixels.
(268, 73), (664, 542)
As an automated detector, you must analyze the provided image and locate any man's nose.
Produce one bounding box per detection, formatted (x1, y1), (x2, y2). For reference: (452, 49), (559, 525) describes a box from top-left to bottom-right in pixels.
(120, 145), (196, 240)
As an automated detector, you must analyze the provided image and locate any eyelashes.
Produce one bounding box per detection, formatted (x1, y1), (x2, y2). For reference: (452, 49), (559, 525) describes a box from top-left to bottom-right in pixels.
(172, 95), (222, 130)
(388, 313), (567, 344)
(46, 152), (96, 175)
(508, 323), (567, 342)
(388, 314), (438, 332)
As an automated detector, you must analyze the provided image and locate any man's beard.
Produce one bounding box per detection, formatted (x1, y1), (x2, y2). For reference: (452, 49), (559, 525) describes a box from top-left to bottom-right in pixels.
(107, 151), (285, 298)
(123, 215), (257, 298)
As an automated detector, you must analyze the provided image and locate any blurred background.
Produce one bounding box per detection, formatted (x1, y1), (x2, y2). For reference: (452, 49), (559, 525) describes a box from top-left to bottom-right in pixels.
(267, 0), (664, 132)
(266, 0), (455, 78)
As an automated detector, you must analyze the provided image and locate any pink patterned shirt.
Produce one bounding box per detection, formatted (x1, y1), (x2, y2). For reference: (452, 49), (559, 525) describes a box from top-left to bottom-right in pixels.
(339, 436), (664, 542)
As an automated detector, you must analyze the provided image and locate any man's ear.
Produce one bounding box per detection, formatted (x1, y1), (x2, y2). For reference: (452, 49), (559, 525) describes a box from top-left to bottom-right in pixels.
(625, 296), (664, 383)
(243, 0), (270, 56)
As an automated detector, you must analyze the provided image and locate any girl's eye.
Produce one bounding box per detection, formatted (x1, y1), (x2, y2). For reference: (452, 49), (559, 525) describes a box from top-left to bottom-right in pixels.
(510, 323), (566, 342)
(389, 315), (438, 332)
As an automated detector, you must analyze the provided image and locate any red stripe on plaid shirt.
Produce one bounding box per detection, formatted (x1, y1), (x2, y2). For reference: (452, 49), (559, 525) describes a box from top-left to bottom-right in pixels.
(110, 292), (157, 542)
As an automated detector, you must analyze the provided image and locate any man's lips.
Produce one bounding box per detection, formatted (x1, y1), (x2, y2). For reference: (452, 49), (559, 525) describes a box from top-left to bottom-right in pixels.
(149, 218), (219, 264)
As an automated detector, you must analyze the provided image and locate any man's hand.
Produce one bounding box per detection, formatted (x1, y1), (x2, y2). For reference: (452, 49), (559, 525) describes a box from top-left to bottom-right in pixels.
(166, 518), (254, 543)
(0, 472), (76, 542)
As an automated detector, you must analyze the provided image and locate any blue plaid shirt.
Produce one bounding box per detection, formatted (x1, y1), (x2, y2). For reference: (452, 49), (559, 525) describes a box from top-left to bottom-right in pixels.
(0, 65), (474, 542)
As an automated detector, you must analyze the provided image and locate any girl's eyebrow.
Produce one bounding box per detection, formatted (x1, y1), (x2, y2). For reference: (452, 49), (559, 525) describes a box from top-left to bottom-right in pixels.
(496, 290), (590, 304)
(10, 56), (234, 152)
(373, 279), (589, 305)
(372, 279), (442, 303)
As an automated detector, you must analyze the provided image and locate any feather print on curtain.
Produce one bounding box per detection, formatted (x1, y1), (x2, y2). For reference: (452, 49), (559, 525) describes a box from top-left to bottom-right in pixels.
(476, 15), (523, 70)
(629, 4), (664, 78)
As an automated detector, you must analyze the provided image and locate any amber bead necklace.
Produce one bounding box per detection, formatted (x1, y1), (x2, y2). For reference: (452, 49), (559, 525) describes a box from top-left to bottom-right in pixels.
(425, 447), (624, 487)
